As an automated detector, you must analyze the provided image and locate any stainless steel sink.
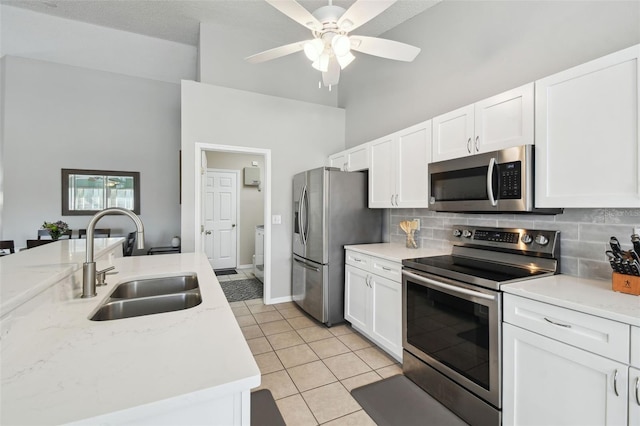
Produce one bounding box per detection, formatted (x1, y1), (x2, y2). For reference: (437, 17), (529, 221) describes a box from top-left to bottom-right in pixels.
(89, 273), (202, 321)
(90, 292), (202, 321)
(109, 274), (199, 299)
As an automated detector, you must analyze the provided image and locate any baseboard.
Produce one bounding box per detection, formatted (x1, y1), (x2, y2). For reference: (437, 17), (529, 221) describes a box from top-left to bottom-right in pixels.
(237, 264), (253, 270)
(266, 295), (293, 305)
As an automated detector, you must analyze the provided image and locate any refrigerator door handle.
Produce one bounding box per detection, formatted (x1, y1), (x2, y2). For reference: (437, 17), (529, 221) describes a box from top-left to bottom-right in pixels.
(298, 185), (307, 246)
(301, 184), (309, 245)
(294, 257), (320, 272)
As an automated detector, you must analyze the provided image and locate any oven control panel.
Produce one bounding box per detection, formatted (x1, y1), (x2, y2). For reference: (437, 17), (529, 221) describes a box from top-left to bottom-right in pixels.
(451, 225), (559, 255)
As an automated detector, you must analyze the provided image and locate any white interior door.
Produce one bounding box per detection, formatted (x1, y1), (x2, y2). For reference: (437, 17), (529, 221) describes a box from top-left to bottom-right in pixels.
(204, 170), (238, 270)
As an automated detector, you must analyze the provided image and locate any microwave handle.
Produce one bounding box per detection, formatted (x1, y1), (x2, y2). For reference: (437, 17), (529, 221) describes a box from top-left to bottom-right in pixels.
(487, 157), (498, 206)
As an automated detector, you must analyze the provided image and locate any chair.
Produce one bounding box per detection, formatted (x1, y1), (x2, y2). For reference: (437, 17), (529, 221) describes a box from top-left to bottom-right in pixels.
(27, 239), (55, 248)
(123, 231), (136, 256)
(78, 229), (111, 238)
(0, 240), (15, 254)
(38, 229), (72, 240)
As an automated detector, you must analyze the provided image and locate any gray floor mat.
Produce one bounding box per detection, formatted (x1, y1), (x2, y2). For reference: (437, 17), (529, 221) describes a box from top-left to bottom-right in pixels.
(251, 389), (285, 426)
(351, 375), (469, 426)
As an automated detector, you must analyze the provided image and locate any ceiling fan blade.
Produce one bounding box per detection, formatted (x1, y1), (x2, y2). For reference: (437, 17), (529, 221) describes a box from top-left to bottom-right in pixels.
(350, 36), (421, 62)
(322, 58), (341, 87)
(265, 0), (323, 31)
(245, 41), (306, 64)
(338, 0), (397, 32)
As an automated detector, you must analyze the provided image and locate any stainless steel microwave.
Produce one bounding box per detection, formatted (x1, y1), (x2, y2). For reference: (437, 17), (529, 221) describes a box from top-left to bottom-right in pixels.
(428, 145), (560, 213)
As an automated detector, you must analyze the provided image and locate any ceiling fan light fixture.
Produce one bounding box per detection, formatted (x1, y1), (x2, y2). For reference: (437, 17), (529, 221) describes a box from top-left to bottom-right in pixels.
(303, 38), (325, 61)
(337, 51), (355, 69)
(312, 52), (330, 72)
(331, 35), (351, 57)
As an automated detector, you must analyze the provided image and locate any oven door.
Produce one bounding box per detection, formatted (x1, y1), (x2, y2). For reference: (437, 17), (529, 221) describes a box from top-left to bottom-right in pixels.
(402, 269), (502, 408)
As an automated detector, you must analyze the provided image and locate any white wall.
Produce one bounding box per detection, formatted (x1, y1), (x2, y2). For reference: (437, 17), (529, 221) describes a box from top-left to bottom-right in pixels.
(181, 81), (345, 299)
(339, 0), (640, 146)
(1, 5), (196, 84)
(198, 22), (338, 107)
(206, 151), (265, 266)
(2, 56), (181, 250)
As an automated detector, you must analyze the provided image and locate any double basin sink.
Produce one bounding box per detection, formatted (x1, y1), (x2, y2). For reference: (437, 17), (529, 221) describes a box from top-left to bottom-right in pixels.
(90, 274), (202, 321)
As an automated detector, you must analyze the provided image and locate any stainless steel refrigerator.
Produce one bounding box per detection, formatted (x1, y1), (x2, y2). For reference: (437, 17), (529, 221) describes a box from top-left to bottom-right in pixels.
(292, 167), (383, 326)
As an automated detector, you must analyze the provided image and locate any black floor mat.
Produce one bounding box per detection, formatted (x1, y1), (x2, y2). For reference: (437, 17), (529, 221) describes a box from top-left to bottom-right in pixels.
(251, 389), (285, 426)
(351, 375), (469, 426)
(220, 278), (263, 302)
(214, 268), (237, 276)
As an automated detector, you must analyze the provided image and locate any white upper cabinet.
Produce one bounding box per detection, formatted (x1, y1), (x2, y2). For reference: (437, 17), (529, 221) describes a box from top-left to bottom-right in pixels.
(328, 143), (370, 172)
(369, 120), (432, 208)
(432, 83), (534, 162)
(535, 44), (640, 208)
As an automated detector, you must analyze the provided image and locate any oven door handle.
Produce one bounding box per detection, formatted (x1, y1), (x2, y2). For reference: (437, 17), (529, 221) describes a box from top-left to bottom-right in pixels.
(403, 270), (496, 301)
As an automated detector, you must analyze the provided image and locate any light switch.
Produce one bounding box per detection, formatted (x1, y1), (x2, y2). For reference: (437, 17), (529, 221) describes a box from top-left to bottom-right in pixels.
(272, 215), (282, 225)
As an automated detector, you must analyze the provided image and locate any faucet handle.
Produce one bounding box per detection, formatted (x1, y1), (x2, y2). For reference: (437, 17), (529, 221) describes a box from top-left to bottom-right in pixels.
(96, 266), (116, 286)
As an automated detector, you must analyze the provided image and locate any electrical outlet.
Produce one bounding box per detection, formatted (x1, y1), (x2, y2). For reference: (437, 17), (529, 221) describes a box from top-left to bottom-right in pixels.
(413, 218), (420, 231)
(272, 215), (282, 225)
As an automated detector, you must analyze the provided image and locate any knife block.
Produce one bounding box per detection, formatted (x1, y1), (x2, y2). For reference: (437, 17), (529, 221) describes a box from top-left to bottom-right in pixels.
(612, 272), (640, 295)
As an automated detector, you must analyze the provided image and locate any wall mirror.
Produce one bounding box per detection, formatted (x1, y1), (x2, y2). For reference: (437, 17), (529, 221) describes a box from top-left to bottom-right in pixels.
(62, 169), (140, 215)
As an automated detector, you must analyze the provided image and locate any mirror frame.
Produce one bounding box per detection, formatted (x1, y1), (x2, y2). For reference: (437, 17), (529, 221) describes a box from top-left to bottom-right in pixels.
(61, 168), (141, 216)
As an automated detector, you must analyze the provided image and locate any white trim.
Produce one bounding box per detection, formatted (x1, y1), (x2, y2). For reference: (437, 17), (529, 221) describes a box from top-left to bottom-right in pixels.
(194, 143), (272, 305)
(237, 264), (253, 270)
(208, 168), (241, 270)
(267, 296), (293, 305)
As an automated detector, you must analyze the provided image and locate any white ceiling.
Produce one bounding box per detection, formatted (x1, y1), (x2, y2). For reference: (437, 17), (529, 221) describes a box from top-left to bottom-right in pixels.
(1, 0), (440, 47)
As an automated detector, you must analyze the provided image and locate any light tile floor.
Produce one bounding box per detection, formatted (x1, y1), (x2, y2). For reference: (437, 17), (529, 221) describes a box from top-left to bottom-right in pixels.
(215, 268), (256, 282)
(230, 298), (403, 425)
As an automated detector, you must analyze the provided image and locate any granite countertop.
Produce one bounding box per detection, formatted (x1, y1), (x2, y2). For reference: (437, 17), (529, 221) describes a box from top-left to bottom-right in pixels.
(1, 250), (260, 425)
(503, 274), (640, 327)
(344, 242), (448, 263)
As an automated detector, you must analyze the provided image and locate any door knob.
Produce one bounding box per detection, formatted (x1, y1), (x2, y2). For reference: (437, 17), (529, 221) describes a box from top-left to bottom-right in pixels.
(205, 230), (212, 235)
(232, 224), (236, 228)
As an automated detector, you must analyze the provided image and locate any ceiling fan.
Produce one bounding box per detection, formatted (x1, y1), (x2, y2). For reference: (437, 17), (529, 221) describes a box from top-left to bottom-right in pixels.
(245, 0), (421, 87)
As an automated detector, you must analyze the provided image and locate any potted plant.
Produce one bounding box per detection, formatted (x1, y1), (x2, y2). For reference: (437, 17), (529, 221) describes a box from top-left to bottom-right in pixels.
(42, 220), (69, 240)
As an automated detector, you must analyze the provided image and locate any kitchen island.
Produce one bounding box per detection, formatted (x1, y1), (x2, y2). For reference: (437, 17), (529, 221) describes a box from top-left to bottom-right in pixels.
(0, 240), (260, 425)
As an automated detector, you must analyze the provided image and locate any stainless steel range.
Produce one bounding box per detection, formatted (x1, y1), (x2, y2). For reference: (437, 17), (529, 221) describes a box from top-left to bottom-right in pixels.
(402, 225), (560, 426)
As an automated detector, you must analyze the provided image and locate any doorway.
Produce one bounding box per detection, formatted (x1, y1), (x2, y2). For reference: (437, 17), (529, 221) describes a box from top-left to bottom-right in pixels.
(194, 143), (271, 304)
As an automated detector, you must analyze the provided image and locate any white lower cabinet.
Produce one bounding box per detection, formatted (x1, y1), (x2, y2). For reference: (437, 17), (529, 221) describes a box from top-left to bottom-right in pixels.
(503, 293), (632, 425)
(344, 250), (402, 361)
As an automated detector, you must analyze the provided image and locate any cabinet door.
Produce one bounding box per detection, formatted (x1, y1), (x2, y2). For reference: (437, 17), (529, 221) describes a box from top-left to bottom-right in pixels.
(432, 104), (474, 162)
(503, 323), (628, 426)
(630, 366), (640, 426)
(535, 44), (640, 208)
(369, 135), (396, 208)
(475, 83), (534, 154)
(329, 152), (347, 171)
(396, 120), (431, 208)
(344, 265), (369, 331)
(346, 144), (369, 172)
(369, 274), (402, 360)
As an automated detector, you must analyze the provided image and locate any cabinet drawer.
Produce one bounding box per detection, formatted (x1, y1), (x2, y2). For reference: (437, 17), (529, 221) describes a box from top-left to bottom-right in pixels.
(632, 326), (640, 368)
(504, 294), (630, 363)
(370, 257), (402, 282)
(345, 251), (370, 269)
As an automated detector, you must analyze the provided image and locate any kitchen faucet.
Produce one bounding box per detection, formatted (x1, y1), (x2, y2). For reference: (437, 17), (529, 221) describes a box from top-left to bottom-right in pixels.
(82, 207), (144, 298)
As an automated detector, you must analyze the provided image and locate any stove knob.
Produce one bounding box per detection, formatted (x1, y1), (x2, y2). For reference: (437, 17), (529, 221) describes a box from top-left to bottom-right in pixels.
(521, 234), (533, 244)
(453, 229), (462, 237)
(462, 230), (472, 238)
(534, 234), (549, 246)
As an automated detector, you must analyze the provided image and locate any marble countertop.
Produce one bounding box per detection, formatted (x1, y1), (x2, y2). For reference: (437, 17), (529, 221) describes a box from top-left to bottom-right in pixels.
(503, 275), (640, 327)
(0, 238), (125, 317)
(1, 251), (260, 425)
(344, 243), (448, 262)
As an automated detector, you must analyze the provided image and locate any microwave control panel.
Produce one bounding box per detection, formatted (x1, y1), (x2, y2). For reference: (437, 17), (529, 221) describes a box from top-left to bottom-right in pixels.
(499, 161), (521, 199)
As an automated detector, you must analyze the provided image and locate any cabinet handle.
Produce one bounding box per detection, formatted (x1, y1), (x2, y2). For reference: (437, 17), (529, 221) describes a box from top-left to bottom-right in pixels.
(365, 275), (371, 287)
(635, 376), (640, 405)
(395, 194), (399, 206)
(390, 195), (394, 206)
(613, 369), (619, 397)
(382, 266), (392, 271)
(543, 317), (572, 328)
(475, 136), (479, 152)
(467, 138), (471, 153)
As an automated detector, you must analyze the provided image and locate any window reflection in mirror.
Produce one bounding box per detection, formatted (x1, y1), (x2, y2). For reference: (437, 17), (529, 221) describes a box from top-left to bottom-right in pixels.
(62, 169), (140, 215)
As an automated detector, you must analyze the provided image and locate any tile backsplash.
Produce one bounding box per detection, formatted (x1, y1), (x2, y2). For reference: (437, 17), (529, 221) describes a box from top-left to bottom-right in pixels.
(389, 208), (640, 282)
